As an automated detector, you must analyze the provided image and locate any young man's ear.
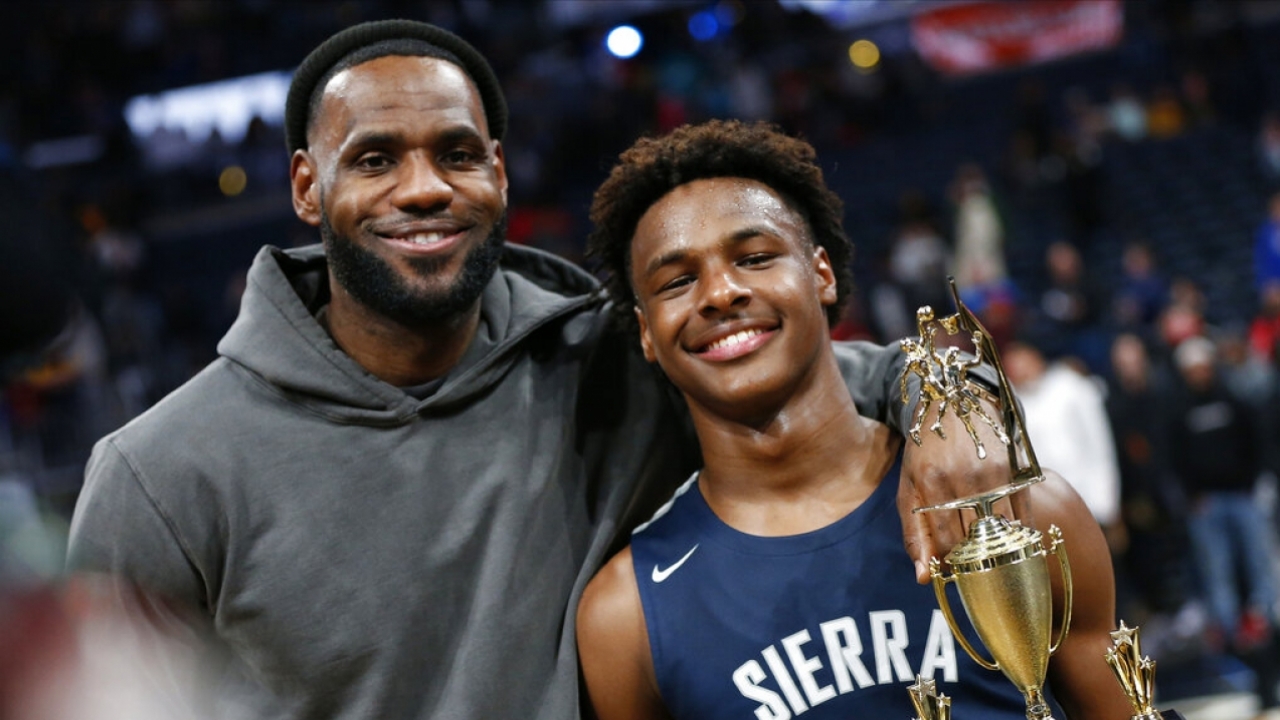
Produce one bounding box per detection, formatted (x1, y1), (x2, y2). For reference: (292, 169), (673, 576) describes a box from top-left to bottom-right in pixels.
(635, 306), (657, 364)
(290, 150), (322, 227)
(813, 247), (838, 307)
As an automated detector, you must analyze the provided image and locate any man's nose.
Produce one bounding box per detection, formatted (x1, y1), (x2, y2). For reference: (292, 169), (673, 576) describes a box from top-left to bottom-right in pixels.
(699, 269), (751, 317)
(392, 154), (452, 211)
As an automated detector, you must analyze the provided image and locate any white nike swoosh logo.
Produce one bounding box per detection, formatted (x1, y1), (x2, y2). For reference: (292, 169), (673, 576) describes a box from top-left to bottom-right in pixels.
(651, 544), (699, 583)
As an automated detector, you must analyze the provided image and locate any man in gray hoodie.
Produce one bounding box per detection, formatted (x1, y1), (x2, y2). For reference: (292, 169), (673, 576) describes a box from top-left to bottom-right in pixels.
(66, 19), (1014, 720)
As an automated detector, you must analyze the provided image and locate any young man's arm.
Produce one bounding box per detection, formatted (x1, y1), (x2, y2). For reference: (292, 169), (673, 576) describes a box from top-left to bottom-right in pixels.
(1034, 471), (1133, 720)
(577, 548), (673, 720)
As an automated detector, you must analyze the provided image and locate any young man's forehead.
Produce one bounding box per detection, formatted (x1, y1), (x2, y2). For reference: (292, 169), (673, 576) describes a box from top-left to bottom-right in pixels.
(638, 178), (811, 244)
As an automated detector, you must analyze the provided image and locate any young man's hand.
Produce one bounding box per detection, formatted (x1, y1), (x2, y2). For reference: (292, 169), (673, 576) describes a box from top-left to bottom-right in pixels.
(897, 394), (1032, 584)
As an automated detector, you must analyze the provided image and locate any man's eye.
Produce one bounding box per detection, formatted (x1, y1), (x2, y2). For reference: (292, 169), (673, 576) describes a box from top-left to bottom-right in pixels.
(355, 154), (392, 170)
(443, 149), (479, 164)
(659, 275), (694, 293)
(740, 254), (776, 267)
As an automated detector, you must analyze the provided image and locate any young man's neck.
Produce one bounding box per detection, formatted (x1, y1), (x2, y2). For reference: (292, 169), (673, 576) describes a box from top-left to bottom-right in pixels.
(324, 282), (481, 387)
(690, 355), (901, 536)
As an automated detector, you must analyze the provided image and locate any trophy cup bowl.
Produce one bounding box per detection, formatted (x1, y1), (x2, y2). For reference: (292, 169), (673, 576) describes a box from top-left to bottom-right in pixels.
(921, 483), (1072, 720)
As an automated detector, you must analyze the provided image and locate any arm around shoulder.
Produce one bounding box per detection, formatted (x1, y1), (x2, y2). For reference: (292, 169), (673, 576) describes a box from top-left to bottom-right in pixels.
(831, 340), (908, 430)
(577, 547), (672, 720)
(1033, 471), (1131, 720)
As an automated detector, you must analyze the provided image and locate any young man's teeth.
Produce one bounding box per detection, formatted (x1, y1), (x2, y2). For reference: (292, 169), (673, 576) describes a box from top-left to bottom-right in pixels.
(407, 232), (445, 245)
(708, 329), (762, 351)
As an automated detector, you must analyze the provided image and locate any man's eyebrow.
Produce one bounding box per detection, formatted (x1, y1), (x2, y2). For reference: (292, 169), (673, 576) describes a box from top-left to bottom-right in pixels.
(436, 126), (487, 146)
(727, 225), (769, 243)
(343, 125), (487, 153)
(643, 248), (687, 279)
(343, 130), (402, 152)
(641, 226), (771, 278)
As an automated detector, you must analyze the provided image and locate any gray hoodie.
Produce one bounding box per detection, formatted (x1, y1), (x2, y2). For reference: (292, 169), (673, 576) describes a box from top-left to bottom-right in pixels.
(67, 242), (908, 719)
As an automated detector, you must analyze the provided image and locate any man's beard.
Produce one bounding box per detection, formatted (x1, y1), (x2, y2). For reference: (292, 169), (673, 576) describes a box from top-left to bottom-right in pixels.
(321, 211), (506, 327)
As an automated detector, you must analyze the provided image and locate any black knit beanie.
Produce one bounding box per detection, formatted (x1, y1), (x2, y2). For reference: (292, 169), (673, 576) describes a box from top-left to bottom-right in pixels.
(284, 19), (508, 153)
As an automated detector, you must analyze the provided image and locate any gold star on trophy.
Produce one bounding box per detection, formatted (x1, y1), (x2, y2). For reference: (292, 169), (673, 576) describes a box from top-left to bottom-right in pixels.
(909, 675), (951, 720)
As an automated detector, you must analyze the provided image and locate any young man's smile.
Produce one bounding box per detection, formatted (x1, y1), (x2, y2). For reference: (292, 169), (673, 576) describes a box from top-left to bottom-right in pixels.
(688, 322), (779, 362)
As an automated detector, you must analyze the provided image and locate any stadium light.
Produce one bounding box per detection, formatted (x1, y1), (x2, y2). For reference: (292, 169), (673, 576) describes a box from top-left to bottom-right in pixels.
(605, 25), (644, 59)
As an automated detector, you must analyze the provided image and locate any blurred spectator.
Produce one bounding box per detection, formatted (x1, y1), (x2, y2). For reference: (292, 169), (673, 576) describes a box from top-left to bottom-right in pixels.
(1256, 191), (1280, 292)
(1107, 82), (1147, 141)
(1250, 282), (1280, 363)
(1058, 129), (1106, 248)
(6, 304), (117, 473)
(0, 471), (66, 585)
(1112, 240), (1169, 334)
(1169, 336), (1277, 653)
(1159, 278), (1209, 352)
(1180, 69), (1216, 128)
(1064, 86), (1110, 151)
(1220, 325), (1275, 407)
(1259, 112), (1280, 182)
(1014, 78), (1053, 165)
(1146, 85), (1187, 139)
(1037, 240), (1110, 371)
(1004, 336), (1122, 535)
(888, 218), (951, 313)
(1106, 333), (1191, 617)
(0, 167), (74, 369)
(950, 163), (1007, 290)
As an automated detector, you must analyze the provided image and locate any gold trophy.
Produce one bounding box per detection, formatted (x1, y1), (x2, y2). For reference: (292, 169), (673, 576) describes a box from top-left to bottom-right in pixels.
(903, 279), (1183, 720)
(903, 280), (1069, 720)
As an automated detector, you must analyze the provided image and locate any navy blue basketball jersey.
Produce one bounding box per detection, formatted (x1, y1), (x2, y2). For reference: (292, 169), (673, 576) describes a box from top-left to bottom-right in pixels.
(630, 459), (1047, 720)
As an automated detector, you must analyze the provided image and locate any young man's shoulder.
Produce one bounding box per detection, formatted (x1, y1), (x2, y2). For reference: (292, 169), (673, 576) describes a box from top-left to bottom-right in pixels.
(580, 546), (640, 630)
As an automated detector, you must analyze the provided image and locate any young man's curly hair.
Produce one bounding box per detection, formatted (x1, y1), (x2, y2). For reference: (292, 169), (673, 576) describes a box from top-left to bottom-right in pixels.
(587, 119), (854, 333)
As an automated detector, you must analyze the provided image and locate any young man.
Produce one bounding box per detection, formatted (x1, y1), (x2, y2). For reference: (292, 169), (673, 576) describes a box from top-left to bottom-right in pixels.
(578, 120), (1131, 720)
(67, 20), (1020, 719)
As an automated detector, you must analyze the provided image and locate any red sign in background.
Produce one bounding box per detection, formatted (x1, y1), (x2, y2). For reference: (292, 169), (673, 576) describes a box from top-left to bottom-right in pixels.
(911, 0), (1124, 76)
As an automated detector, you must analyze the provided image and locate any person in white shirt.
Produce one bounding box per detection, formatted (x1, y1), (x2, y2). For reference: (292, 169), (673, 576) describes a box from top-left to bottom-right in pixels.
(1003, 337), (1122, 532)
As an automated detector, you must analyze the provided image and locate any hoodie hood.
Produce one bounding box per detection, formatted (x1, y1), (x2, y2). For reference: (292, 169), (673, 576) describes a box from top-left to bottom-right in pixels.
(218, 243), (601, 425)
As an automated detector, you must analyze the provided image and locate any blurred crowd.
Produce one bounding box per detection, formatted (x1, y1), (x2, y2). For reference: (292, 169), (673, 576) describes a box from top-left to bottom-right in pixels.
(5, 0), (1280, 712)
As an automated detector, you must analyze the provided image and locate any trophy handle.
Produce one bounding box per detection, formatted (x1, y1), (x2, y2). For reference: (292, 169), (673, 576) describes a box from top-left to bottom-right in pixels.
(930, 558), (999, 672)
(1045, 525), (1073, 655)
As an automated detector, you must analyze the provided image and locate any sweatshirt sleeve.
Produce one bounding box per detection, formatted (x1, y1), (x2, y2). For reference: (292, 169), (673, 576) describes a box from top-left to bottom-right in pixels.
(68, 438), (209, 614)
(832, 339), (1000, 434)
(832, 340), (911, 432)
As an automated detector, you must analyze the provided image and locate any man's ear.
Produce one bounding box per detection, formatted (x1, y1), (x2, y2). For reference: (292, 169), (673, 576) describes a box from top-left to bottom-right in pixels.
(491, 140), (509, 206)
(635, 305), (657, 364)
(290, 150), (322, 227)
(813, 246), (838, 307)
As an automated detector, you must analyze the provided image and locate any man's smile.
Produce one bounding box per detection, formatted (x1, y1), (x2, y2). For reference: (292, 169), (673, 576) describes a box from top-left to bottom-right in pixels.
(375, 221), (472, 256)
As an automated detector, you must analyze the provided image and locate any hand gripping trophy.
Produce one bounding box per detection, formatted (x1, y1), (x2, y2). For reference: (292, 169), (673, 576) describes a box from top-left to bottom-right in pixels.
(903, 280), (1184, 720)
